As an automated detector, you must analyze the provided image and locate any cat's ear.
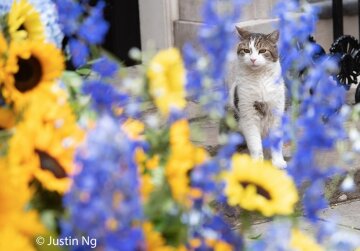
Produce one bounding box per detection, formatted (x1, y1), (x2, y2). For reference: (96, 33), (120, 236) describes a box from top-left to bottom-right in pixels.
(236, 26), (251, 39)
(267, 30), (280, 43)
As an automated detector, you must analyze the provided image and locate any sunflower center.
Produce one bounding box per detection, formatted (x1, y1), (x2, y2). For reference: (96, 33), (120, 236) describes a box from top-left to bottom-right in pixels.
(35, 149), (67, 179)
(19, 23), (26, 32)
(186, 168), (193, 178)
(14, 56), (42, 93)
(240, 182), (272, 200)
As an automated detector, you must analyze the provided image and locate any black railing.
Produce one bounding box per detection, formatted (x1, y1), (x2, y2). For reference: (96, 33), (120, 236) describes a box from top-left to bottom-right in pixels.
(332, 0), (344, 40)
(358, 0), (360, 39)
(315, 0), (360, 103)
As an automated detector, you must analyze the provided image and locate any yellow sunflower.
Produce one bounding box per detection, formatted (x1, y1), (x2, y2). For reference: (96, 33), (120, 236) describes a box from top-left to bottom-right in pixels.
(147, 48), (186, 116)
(166, 119), (207, 205)
(223, 154), (298, 217)
(0, 107), (16, 129)
(7, 96), (84, 193)
(122, 118), (145, 140)
(290, 229), (324, 251)
(4, 41), (64, 108)
(205, 239), (233, 251)
(0, 227), (37, 251)
(0, 33), (8, 82)
(143, 221), (187, 251)
(140, 173), (154, 202)
(7, 0), (45, 42)
(135, 148), (160, 202)
(0, 158), (45, 251)
(135, 148), (160, 172)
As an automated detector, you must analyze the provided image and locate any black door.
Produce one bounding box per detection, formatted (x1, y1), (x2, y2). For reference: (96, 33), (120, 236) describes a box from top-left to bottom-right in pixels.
(103, 0), (141, 66)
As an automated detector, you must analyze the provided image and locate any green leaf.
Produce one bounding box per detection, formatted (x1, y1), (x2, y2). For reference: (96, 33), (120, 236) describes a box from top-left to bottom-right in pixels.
(248, 233), (262, 240)
(75, 68), (92, 76)
(61, 71), (83, 90)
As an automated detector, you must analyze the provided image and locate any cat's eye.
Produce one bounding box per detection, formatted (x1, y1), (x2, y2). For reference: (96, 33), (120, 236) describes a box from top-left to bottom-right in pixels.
(259, 49), (267, 54)
(243, 49), (250, 53)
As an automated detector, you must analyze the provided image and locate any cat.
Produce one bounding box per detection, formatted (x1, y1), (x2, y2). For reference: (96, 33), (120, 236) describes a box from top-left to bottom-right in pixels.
(229, 27), (287, 169)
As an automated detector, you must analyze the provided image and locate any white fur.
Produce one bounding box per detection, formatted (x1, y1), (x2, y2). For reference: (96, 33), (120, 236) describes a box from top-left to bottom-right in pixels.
(230, 43), (287, 169)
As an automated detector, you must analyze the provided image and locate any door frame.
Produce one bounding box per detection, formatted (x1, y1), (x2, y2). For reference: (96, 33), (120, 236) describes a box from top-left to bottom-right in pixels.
(138, 0), (178, 51)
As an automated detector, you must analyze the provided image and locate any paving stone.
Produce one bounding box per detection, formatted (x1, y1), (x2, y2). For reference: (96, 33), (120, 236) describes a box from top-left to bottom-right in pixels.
(318, 200), (360, 230)
(248, 200), (360, 234)
(184, 100), (208, 120)
(189, 116), (220, 147)
(249, 204), (360, 240)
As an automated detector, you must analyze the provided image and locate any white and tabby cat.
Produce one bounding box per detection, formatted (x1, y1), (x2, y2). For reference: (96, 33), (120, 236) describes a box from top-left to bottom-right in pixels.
(229, 27), (287, 169)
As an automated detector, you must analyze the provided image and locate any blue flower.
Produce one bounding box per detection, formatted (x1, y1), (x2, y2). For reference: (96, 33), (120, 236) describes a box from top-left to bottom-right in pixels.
(82, 80), (129, 117)
(78, 2), (109, 44)
(247, 221), (292, 251)
(217, 133), (243, 161)
(183, 0), (246, 117)
(54, 0), (109, 68)
(183, 44), (203, 100)
(303, 180), (328, 222)
(191, 133), (242, 196)
(188, 132), (244, 250)
(54, 0), (82, 37)
(273, 0), (347, 224)
(92, 56), (119, 78)
(62, 115), (144, 251)
(69, 38), (89, 67)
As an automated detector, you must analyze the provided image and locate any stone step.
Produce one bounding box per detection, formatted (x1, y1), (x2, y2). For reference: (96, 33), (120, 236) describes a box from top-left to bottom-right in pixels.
(179, 0), (203, 22)
(174, 11), (359, 59)
(174, 18), (278, 50)
(179, 0), (360, 23)
(179, 0), (275, 23)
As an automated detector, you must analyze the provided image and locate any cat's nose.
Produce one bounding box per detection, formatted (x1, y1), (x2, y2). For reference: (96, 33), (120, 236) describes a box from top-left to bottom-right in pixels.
(250, 58), (256, 64)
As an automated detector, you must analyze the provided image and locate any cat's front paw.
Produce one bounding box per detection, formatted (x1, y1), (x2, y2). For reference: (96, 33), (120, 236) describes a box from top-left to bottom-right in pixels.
(272, 158), (287, 169)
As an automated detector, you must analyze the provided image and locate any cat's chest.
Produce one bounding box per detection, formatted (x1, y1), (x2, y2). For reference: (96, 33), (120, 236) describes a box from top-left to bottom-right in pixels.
(238, 76), (282, 102)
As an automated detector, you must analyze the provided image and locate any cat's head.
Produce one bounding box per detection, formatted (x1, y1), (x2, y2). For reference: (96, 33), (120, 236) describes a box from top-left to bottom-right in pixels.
(235, 27), (279, 69)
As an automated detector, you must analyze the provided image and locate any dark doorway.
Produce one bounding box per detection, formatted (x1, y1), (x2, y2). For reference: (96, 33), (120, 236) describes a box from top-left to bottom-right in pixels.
(103, 0), (141, 66)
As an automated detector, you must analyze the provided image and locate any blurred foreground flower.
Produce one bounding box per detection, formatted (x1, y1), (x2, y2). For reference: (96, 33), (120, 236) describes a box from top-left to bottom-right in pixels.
(166, 119), (208, 205)
(3, 41), (64, 108)
(0, 34), (6, 82)
(54, 0), (108, 67)
(223, 154), (298, 216)
(7, 94), (84, 193)
(7, 0), (45, 42)
(1, 0), (63, 46)
(184, 0), (244, 116)
(147, 48), (186, 116)
(143, 221), (186, 251)
(0, 158), (45, 251)
(63, 115), (144, 250)
(290, 229), (324, 251)
(274, 0), (347, 221)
